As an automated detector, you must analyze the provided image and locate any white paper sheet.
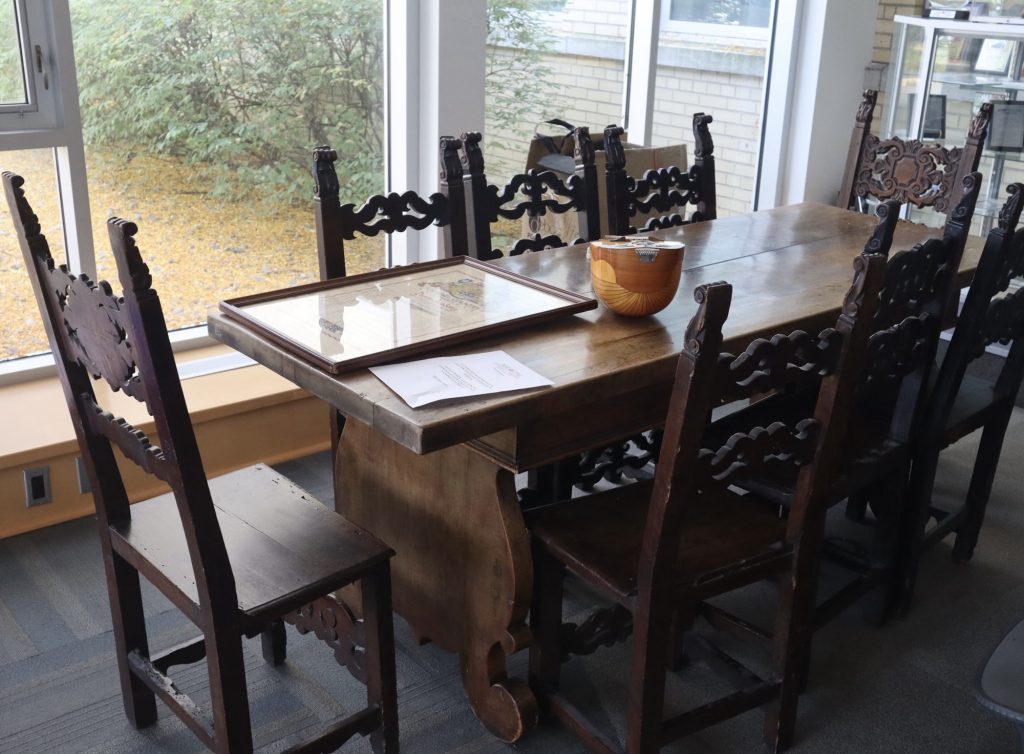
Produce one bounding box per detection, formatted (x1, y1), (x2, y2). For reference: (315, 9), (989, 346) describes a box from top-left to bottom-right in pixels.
(369, 350), (553, 408)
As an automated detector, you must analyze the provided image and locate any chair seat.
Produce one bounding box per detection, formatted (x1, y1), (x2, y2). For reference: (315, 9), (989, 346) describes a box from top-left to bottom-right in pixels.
(943, 374), (1007, 447)
(529, 481), (788, 603)
(112, 464), (393, 623)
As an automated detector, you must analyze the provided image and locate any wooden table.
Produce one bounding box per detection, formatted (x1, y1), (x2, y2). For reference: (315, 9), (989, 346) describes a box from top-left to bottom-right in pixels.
(208, 202), (983, 741)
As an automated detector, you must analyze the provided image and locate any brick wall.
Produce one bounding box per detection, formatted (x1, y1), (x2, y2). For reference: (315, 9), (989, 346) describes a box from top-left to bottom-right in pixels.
(484, 1), (768, 217)
(483, 1), (917, 218)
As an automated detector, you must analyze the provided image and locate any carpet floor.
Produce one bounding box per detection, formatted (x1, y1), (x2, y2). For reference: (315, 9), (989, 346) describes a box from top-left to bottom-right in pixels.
(2, 410), (1023, 752)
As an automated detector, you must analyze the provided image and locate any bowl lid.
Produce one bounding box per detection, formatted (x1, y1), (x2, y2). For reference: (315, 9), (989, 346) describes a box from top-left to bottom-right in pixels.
(591, 235), (684, 251)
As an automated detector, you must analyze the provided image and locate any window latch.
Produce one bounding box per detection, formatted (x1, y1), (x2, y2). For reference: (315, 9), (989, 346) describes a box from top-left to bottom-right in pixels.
(34, 45), (49, 90)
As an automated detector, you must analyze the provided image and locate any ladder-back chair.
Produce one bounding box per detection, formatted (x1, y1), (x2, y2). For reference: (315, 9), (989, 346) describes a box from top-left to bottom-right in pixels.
(900, 184), (1024, 609)
(604, 113), (717, 236)
(708, 175), (982, 630)
(528, 252), (885, 753)
(314, 138), (468, 454)
(313, 138), (467, 279)
(458, 128), (601, 260)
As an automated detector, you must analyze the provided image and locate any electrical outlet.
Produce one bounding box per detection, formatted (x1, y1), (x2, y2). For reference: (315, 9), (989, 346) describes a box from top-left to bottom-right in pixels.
(24, 466), (51, 507)
(75, 456), (91, 495)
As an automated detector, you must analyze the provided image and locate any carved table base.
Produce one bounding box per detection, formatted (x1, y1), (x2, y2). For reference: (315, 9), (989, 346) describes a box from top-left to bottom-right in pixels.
(335, 419), (538, 741)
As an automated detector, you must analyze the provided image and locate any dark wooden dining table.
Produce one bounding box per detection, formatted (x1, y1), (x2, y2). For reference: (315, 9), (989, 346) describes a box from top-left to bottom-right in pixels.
(207, 202), (983, 742)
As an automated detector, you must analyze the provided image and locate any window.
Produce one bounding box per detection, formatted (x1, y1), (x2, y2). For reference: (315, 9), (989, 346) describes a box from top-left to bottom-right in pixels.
(662, 0), (771, 41)
(66, 0), (386, 337)
(0, 1), (58, 129)
(651, 0), (775, 217)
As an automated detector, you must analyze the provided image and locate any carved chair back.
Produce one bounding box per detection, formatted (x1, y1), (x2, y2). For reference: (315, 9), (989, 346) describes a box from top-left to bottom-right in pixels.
(838, 89), (991, 215)
(639, 253), (885, 602)
(856, 175), (982, 443)
(604, 113), (717, 236)
(458, 128), (600, 260)
(313, 139), (467, 280)
(4, 172), (237, 623)
(928, 184), (1024, 434)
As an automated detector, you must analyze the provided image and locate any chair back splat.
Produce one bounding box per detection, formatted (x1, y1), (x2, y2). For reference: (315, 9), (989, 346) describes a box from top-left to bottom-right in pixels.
(313, 138), (466, 280)
(604, 112), (717, 235)
(900, 182), (1024, 608)
(5, 170), (398, 754)
(838, 88), (991, 215)
(458, 127), (600, 260)
(528, 238), (887, 751)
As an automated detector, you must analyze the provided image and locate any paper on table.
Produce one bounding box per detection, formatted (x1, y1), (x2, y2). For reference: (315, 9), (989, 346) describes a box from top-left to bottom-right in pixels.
(369, 350), (553, 408)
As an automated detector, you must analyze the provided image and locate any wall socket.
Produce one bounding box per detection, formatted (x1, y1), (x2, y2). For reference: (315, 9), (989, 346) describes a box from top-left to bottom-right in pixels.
(23, 466), (51, 507)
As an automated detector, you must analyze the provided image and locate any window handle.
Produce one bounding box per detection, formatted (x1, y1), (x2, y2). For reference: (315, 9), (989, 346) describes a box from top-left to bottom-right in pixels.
(34, 45), (48, 90)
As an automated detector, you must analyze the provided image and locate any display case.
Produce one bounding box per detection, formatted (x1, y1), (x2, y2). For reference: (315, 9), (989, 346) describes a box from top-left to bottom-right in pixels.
(888, 15), (1024, 227)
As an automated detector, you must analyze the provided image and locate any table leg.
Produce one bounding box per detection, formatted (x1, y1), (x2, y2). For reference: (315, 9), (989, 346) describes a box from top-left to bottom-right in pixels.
(334, 419), (538, 742)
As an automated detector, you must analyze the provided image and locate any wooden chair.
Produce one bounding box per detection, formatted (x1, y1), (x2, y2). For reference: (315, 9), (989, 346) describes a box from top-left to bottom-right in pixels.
(838, 89), (991, 215)
(5, 171), (399, 754)
(898, 184), (1024, 610)
(458, 127), (601, 260)
(527, 253), (886, 753)
(708, 175), (982, 630)
(313, 138), (467, 280)
(604, 113), (716, 236)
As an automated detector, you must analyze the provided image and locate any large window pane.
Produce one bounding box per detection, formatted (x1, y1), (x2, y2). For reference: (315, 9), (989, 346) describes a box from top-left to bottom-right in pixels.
(652, 9), (771, 217)
(0, 149), (64, 361)
(485, 0), (628, 185)
(69, 0), (386, 333)
(668, 0), (770, 28)
(0, 1), (26, 105)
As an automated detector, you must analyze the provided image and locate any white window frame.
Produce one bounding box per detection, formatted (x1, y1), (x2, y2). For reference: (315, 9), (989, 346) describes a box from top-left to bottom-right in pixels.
(0, 1), (60, 129)
(660, 0), (771, 43)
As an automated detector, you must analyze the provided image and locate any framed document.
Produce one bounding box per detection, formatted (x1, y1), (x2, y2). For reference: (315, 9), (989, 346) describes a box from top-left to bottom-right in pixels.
(973, 38), (1013, 75)
(220, 257), (597, 373)
(988, 100), (1024, 151)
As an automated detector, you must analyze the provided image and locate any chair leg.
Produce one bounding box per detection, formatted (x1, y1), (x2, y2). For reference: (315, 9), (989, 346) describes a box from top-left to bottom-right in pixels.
(765, 552), (815, 754)
(361, 563), (399, 754)
(206, 629), (254, 754)
(952, 415), (1011, 563)
(106, 550), (158, 729)
(261, 620), (287, 666)
(861, 477), (907, 627)
(529, 543), (566, 698)
(625, 600), (673, 754)
(895, 446), (942, 616)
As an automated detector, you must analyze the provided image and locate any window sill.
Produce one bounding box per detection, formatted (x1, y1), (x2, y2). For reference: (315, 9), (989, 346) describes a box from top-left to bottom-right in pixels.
(0, 344), (330, 539)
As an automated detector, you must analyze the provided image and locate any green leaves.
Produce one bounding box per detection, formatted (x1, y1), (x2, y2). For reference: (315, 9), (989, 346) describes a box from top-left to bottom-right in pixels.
(71, 0), (385, 204)
(68, 0), (555, 205)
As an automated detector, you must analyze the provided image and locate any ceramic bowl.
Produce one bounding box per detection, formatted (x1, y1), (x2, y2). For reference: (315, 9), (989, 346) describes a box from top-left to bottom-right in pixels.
(589, 237), (685, 316)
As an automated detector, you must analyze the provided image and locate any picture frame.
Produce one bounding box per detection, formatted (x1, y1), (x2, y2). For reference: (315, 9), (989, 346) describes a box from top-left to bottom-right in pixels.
(973, 37), (1014, 75)
(219, 256), (597, 374)
(988, 100), (1024, 151)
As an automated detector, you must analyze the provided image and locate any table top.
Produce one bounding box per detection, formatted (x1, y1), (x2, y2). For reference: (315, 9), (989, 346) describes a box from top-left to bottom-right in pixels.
(208, 202), (983, 460)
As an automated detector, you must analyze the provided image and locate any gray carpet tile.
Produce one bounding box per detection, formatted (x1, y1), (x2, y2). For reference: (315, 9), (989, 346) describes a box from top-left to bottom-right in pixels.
(2, 408), (1024, 752)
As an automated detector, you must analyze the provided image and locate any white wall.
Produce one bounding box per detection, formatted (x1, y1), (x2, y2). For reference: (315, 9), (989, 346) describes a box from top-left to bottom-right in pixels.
(778, 0), (881, 206)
